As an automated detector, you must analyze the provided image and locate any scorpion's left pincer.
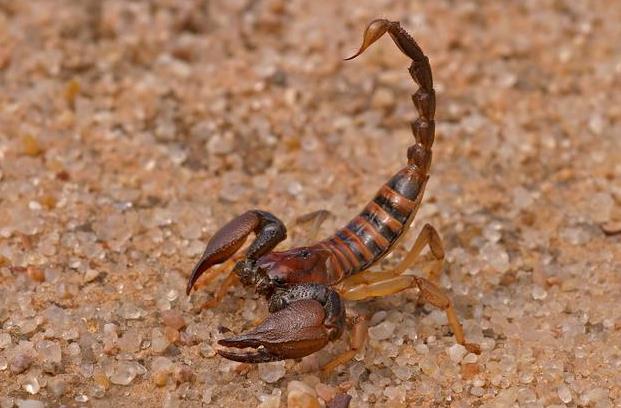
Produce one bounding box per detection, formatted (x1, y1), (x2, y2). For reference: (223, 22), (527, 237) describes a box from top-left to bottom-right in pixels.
(216, 298), (332, 363)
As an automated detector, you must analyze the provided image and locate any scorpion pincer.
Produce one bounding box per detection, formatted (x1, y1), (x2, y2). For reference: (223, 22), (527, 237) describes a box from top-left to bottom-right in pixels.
(186, 19), (480, 371)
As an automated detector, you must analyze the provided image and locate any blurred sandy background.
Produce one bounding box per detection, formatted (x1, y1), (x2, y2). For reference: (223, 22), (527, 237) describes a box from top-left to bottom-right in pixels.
(0, 0), (620, 407)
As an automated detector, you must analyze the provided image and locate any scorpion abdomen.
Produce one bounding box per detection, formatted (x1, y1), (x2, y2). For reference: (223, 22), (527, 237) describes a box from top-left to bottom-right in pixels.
(319, 164), (429, 279)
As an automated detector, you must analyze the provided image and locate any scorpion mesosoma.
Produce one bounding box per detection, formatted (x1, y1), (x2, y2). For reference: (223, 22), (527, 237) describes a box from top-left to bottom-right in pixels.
(187, 19), (480, 370)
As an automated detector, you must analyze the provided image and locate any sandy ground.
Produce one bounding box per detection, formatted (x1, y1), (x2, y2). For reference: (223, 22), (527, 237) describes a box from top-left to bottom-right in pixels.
(1, 0), (620, 407)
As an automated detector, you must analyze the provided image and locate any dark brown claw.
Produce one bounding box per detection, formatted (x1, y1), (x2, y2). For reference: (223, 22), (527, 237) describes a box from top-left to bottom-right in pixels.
(187, 210), (286, 295)
(217, 299), (330, 363)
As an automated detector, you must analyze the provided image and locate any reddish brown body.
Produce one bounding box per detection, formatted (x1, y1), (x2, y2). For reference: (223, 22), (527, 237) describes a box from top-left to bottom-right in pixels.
(187, 19), (480, 368)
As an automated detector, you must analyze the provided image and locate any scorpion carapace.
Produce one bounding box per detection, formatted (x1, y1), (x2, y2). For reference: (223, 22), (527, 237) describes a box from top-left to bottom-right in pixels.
(187, 19), (480, 369)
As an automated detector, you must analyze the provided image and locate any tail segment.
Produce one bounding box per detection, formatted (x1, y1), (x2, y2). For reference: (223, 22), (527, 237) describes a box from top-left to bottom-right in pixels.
(319, 20), (436, 280)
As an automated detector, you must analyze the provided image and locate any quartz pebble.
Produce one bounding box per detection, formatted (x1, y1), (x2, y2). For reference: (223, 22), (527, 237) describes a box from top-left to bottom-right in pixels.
(10, 353), (33, 374)
(22, 376), (40, 395)
(47, 376), (67, 397)
(16, 401), (44, 408)
(173, 364), (194, 384)
(287, 391), (321, 408)
(161, 310), (186, 330)
(447, 344), (467, 363)
(257, 396), (281, 408)
(368, 321), (396, 341)
(0, 333), (11, 349)
(109, 361), (146, 386)
(557, 384), (572, 403)
(259, 361), (286, 383)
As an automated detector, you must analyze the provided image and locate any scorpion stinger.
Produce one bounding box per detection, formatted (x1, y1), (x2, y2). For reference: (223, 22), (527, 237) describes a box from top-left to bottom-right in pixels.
(189, 19), (480, 370)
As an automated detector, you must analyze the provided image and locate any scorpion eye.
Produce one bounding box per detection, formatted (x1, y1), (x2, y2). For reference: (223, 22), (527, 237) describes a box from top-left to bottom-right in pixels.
(298, 249), (311, 259)
(272, 276), (286, 287)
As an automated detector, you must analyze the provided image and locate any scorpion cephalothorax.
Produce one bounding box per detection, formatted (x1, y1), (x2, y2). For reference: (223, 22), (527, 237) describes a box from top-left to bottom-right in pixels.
(187, 19), (480, 370)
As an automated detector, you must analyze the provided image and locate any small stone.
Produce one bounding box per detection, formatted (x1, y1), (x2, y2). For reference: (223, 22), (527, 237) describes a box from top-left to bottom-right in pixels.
(118, 329), (142, 353)
(447, 344), (467, 363)
(83, 268), (100, 283)
(173, 364), (194, 384)
(519, 369), (534, 384)
(152, 370), (169, 387)
(601, 221), (621, 236)
(420, 356), (439, 376)
(288, 380), (317, 397)
(20, 134), (43, 157)
(0, 333), (11, 349)
(391, 365), (412, 381)
(109, 361), (144, 385)
(23, 376), (40, 394)
(150, 327), (170, 353)
(64, 79), (81, 106)
(10, 353), (33, 374)
(384, 385), (406, 402)
(561, 226), (592, 245)
(75, 395), (88, 403)
(26, 266), (45, 283)
(315, 383), (337, 402)
(557, 384), (572, 403)
(118, 302), (144, 320)
(589, 192), (614, 223)
(152, 356), (173, 372)
(371, 87), (395, 109)
(531, 285), (547, 300)
(461, 363), (479, 380)
(103, 323), (119, 354)
(161, 310), (186, 331)
(47, 376), (67, 397)
(16, 400), (44, 408)
(369, 311), (387, 326)
(164, 327), (180, 343)
(259, 361), (286, 383)
(470, 386), (484, 397)
(588, 114), (605, 135)
(93, 369), (110, 391)
(258, 396), (281, 408)
(327, 394), (352, 408)
(287, 390), (321, 408)
(36, 340), (62, 364)
(415, 343), (429, 354)
(368, 321), (396, 341)
(202, 386), (215, 405)
(463, 353), (478, 364)
(480, 243), (510, 273)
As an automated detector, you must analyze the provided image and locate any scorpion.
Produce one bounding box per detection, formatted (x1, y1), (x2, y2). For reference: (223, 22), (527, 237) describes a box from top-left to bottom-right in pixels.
(186, 19), (480, 371)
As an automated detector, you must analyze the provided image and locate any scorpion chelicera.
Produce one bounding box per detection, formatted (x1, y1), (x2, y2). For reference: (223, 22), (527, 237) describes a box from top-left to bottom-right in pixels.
(186, 19), (480, 371)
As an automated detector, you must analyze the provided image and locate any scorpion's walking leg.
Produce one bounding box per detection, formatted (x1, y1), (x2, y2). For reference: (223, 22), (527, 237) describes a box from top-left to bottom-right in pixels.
(200, 272), (239, 309)
(321, 313), (368, 374)
(187, 209), (286, 295)
(415, 276), (480, 353)
(340, 274), (479, 353)
(339, 226), (479, 354)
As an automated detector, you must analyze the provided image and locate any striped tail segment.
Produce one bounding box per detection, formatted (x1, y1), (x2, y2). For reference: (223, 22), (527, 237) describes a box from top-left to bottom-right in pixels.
(319, 20), (436, 280)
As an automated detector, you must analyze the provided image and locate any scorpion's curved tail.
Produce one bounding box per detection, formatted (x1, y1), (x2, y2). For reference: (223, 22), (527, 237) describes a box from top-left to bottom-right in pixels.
(318, 19), (436, 280)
